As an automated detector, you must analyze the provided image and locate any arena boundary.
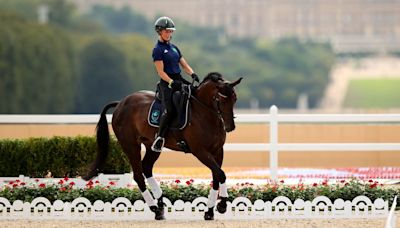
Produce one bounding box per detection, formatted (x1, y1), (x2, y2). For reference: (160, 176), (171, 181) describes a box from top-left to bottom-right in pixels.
(1, 106), (400, 180)
(0, 195), (390, 221)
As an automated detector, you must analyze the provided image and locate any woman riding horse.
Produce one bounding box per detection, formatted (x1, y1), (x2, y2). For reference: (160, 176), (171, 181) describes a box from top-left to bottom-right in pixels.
(84, 73), (242, 220)
(152, 16), (200, 153)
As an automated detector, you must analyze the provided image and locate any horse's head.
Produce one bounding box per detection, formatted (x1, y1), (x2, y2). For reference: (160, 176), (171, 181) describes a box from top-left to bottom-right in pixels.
(198, 72), (243, 132)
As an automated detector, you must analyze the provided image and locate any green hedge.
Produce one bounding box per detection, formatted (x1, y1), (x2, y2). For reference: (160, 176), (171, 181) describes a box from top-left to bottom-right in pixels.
(0, 136), (130, 177)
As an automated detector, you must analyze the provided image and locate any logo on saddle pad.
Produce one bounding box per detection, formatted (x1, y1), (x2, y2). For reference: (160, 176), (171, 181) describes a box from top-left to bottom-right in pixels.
(151, 110), (161, 123)
(147, 86), (192, 130)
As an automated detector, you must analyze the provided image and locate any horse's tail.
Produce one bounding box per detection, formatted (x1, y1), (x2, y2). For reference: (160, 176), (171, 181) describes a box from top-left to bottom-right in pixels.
(83, 101), (119, 181)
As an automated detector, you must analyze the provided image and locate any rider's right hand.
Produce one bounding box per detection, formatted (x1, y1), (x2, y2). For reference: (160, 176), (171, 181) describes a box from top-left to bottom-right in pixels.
(169, 80), (182, 91)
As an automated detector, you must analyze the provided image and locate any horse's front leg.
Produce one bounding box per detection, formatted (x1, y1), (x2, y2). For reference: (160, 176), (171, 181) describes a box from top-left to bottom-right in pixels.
(194, 150), (226, 220)
(214, 148), (228, 214)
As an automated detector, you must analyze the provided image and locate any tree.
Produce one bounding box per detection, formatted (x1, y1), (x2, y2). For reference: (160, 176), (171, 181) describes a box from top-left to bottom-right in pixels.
(85, 5), (152, 35)
(0, 12), (76, 113)
(75, 39), (132, 113)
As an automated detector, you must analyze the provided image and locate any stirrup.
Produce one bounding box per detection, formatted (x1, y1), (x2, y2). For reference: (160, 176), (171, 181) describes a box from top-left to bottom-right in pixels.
(151, 137), (165, 153)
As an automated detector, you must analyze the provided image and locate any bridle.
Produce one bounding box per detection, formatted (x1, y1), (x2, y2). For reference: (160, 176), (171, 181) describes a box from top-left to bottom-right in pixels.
(185, 83), (235, 131)
(191, 91), (229, 116)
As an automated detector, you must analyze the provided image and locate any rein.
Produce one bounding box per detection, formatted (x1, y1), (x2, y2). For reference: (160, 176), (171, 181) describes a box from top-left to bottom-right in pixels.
(182, 85), (231, 131)
(189, 91), (226, 117)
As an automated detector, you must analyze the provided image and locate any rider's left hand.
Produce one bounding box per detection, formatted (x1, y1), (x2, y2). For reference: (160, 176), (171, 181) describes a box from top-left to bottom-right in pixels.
(191, 73), (200, 83)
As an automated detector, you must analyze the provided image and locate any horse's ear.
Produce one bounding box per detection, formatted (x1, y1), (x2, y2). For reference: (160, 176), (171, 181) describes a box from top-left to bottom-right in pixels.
(230, 77), (243, 87)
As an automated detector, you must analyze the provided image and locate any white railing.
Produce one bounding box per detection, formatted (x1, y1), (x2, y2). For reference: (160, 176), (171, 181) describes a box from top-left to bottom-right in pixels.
(0, 195), (389, 220)
(1, 106), (400, 180)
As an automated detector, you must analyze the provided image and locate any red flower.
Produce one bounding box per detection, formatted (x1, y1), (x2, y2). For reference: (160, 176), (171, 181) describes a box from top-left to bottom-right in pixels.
(186, 181), (191, 186)
(16, 180), (21, 183)
(9, 181), (14, 185)
(174, 179), (181, 184)
(340, 180), (346, 183)
(86, 180), (94, 186)
(35, 179), (39, 182)
(58, 180), (64, 185)
(12, 183), (18, 188)
(63, 177), (69, 182)
(20, 182), (26, 186)
(69, 181), (75, 186)
(369, 183), (378, 188)
(60, 187), (66, 192)
(280, 180), (284, 184)
(190, 179), (194, 183)
(109, 181), (115, 186)
(39, 183), (46, 188)
(312, 183), (318, 187)
(95, 180), (100, 184)
(368, 179), (374, 183)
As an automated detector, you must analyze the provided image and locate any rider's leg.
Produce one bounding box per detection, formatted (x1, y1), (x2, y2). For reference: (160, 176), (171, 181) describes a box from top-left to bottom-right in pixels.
(151, 82), (174, 152)
(151, 111), (171, 152)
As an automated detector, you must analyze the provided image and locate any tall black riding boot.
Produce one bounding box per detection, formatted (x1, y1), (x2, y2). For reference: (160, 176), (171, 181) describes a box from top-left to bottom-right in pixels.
(151, 112), (170, 152)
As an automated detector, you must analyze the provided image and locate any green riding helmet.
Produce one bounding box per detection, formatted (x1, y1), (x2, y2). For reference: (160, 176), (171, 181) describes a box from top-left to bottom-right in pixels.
(155, 16), (176, 33)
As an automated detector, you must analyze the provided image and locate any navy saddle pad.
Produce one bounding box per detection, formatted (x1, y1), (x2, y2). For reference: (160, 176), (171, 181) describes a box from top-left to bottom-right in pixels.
(147, 86), (192, 130)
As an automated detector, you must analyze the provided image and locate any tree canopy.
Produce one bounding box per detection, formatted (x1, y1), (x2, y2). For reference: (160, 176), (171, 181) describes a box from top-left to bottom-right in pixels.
(0, 12), (76, 113)
(0, 2), (335, 113)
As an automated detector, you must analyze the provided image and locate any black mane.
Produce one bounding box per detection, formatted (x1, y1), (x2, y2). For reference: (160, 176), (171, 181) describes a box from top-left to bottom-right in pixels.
(201, 72), (223, 84)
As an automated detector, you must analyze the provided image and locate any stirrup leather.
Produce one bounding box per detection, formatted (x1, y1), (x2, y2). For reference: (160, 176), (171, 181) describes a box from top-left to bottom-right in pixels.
(151, 137), (165, 152)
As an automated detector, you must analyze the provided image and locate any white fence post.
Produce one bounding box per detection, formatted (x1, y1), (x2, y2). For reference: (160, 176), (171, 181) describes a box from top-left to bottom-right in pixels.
(269, 105), (278, 181)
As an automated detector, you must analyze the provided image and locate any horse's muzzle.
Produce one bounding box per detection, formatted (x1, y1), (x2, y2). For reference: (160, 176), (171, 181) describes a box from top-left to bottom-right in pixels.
(225, 125), (235, 132)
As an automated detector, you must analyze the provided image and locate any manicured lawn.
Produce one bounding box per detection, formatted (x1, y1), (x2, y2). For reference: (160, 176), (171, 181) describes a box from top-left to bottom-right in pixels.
(343, 78), (400, 108)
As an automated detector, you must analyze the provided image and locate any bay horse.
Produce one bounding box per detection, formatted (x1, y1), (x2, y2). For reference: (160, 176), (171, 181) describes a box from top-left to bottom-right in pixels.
(84, 72), (242, 220)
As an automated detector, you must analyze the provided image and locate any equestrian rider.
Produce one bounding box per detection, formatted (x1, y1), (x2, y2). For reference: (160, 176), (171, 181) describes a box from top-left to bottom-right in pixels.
(151, 16), (199, 152)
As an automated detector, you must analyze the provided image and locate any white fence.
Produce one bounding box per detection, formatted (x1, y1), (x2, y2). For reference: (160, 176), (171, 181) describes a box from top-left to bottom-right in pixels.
(0, 195), (390, 220)
(1, 106), (400, 180)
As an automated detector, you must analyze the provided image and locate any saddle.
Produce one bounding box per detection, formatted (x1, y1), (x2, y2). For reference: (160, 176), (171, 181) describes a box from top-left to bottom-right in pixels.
(147, 84), (192, 130)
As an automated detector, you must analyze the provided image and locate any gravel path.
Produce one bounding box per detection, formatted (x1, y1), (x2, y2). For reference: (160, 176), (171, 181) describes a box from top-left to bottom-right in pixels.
(0, 217), (396, 228)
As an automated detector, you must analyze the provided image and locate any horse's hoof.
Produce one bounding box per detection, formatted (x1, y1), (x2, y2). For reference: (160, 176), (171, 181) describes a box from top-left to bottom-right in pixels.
(204, 207), (214, 220)
(151, 206), (165, 220)
(155, 212), (165, 220)
(217, 197), (227, 214)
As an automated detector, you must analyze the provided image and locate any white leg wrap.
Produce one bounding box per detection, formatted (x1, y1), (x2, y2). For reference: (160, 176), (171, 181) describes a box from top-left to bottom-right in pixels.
(147, 177), (162, 199)
(219, 182), (228, 197)
(141, 189), (156, 207)
(207, 189), (218, 208)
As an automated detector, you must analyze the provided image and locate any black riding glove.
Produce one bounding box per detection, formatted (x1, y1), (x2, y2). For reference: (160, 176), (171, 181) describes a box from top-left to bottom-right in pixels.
(191, 73), (200, 83)
(168, 80), (182, 91)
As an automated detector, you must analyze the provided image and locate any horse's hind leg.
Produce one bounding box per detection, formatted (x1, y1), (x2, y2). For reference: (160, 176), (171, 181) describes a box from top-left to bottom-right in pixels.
(118, 139), (165, 220)
(142, 147), (164, 211)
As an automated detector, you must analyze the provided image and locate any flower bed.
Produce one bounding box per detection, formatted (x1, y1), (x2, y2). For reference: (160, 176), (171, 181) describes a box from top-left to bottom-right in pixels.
(0, 178), (398, 205)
